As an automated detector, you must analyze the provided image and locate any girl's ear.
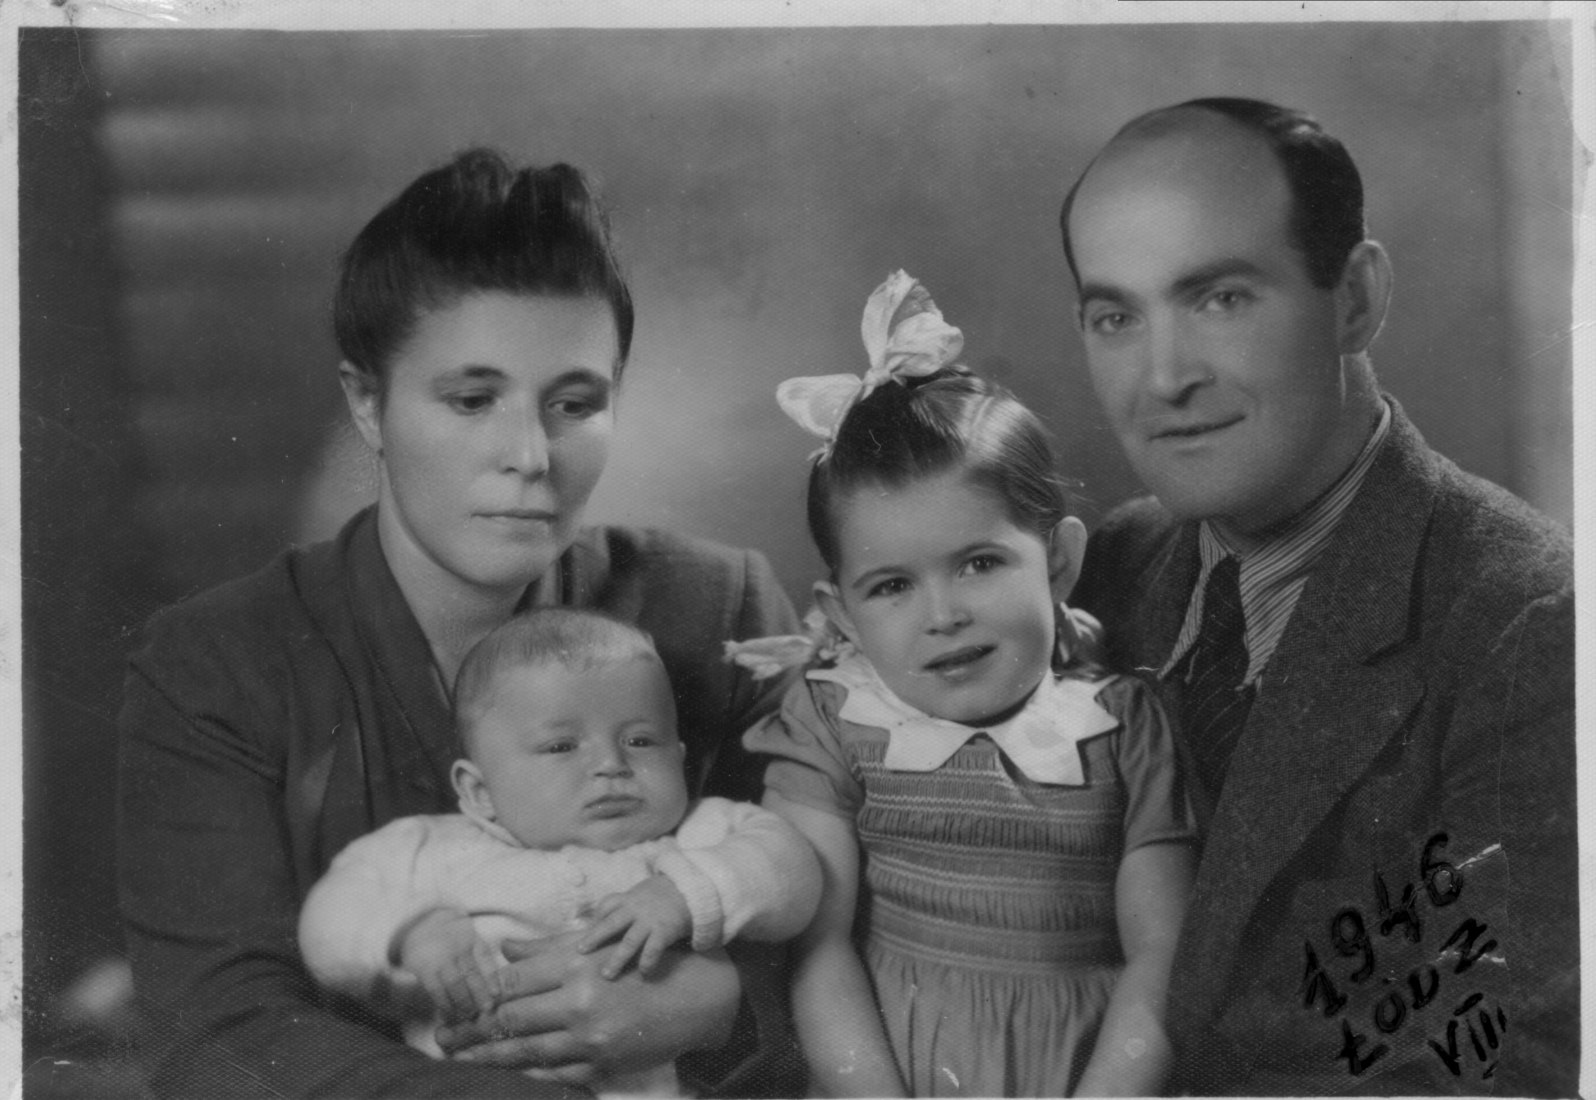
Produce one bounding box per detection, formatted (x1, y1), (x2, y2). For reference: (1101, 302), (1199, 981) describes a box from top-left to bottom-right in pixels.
(1334, 240), (1393, 356)
(1047, 516), (1089, 602)
(812, 579), (861, 646)
(451, 759), (495, 820)
(339, 361), (384, 454)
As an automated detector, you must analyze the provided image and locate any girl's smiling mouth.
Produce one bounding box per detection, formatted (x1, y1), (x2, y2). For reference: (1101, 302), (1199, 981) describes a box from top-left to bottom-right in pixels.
(922, 645), (996, 676)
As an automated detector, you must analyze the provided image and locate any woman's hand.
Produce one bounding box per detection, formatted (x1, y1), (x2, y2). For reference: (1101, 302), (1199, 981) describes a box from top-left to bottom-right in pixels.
(434, 926), (740, 1082)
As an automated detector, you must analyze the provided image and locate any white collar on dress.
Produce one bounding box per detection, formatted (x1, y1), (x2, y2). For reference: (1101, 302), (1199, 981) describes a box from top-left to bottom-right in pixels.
(806, 652), (1119, 787)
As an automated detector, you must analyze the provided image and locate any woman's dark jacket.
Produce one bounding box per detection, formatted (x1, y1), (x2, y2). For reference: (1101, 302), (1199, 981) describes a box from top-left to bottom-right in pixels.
(117, 507), (801, 1098)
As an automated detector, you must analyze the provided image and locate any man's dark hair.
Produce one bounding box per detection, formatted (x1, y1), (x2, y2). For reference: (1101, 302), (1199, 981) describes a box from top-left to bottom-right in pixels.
(334, 148), (634, 388)
(1060, 97), (1365, 289)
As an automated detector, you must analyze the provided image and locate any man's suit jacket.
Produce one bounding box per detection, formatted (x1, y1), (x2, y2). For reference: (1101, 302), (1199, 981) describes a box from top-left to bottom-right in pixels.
(1074, 402), (1576, 1096)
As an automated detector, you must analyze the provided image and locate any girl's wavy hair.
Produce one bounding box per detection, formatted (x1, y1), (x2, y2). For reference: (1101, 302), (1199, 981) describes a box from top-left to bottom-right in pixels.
(333, 148), (633, 388)
(806, 366), (1070, 573)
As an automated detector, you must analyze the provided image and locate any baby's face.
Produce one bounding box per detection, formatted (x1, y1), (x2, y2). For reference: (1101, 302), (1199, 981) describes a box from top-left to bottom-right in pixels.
(463, 657), (689, 851)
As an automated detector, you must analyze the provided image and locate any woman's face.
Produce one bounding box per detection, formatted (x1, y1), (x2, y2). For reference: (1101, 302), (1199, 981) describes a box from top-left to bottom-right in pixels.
(344, 292), (618, 604)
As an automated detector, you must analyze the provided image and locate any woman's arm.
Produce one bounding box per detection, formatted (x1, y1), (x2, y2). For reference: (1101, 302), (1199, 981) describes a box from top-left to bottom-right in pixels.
(1072, 841), (1195, 1097)
(764, 792), (905, 1099)
(118, 633), (565, 1099)
(434, 929), (742, 1084)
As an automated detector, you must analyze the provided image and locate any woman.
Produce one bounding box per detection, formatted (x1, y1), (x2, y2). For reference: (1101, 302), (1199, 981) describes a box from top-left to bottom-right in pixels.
(116, 150), (801, 1098)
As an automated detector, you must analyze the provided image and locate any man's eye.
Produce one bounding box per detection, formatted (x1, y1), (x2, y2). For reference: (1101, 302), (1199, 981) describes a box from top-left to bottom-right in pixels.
(1199, 288), (1250, 313)
(1085, 309), (1135, 336)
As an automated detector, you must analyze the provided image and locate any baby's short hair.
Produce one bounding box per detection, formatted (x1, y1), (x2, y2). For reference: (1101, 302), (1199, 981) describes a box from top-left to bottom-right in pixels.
(453, 609), (663, 751)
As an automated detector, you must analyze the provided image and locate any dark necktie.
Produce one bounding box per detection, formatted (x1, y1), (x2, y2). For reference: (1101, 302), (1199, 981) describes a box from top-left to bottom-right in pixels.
(1178, 555), (1255, 796)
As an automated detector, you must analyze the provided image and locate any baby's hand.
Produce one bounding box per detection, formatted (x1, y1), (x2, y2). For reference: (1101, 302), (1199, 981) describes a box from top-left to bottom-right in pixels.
(575, 875), (693, 979)
(397, 908), (498, 1023)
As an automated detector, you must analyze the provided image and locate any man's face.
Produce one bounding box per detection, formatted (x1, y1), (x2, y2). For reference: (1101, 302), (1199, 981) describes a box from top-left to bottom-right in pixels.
(1068, 115), (1358, 542)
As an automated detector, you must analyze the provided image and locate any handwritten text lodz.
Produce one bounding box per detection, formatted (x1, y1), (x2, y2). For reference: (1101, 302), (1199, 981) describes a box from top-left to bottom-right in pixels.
(1298, 832), (1505, 1082)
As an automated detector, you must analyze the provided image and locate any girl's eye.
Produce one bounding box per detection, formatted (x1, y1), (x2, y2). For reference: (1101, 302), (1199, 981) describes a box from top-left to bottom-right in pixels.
(866, 577), (911, 600)
(962, 553), (1004, 576)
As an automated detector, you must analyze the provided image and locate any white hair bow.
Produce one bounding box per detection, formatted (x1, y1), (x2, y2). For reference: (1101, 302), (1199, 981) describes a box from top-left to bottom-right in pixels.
(775, 270), (964, 448)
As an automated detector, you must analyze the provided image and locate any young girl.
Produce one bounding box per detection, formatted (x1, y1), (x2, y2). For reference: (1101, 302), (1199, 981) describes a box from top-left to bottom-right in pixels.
(733, 272), (1198, 1097)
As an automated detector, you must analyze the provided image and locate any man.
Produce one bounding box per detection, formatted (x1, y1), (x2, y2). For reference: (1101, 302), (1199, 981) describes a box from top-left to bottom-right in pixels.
(1065, 98), (1576, 1095)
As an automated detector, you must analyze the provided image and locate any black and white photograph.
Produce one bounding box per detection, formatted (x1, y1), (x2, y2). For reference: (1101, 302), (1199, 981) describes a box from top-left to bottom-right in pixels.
(11, 2), (1588, 1096)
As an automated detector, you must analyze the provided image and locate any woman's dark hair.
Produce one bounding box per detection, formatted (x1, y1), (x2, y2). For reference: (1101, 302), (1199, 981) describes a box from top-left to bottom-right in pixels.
(807, 367), (1069, 573)
(1060, 97), (1365, 290)
(333, 148), (634, 386)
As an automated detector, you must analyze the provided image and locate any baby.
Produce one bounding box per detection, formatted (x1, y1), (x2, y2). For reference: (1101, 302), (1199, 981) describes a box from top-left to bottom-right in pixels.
(298, 608), (822, 1097)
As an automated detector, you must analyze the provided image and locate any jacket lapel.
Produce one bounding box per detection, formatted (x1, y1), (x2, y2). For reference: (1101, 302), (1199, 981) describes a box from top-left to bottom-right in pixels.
(1178, 404), (1439, 1024)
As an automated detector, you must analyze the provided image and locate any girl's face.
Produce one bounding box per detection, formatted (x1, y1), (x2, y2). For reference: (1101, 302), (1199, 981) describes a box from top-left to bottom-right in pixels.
(343, 292), (618, 604)
(820, 470), (1063, 725)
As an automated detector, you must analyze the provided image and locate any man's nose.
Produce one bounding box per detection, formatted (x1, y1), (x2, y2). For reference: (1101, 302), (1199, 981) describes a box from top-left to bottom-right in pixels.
(1143, 318), (1209, 404)
(498, 402), (550, 477)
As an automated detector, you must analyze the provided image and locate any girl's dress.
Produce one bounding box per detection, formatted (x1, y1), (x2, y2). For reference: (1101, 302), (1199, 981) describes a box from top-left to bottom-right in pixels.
(744, 651), (1197, 1097)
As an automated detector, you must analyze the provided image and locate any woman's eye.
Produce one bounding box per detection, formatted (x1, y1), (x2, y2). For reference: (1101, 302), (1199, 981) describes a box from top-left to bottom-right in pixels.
(446, 392), (495, 414)
(547, 387), (608, 421)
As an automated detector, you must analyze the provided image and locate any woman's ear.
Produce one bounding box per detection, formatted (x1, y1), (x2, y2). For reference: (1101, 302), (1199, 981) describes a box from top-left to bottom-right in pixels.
(1047, 516), (1089, 602)
(1334, 240), (1393, 357)
(451, 759), (495, 820)
(338, 361), (384, 454)
(812, 579), (861, 647)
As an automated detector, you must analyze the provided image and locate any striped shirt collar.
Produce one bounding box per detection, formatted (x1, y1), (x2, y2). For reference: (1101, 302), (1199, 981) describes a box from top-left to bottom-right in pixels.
(1162, 399), (1392, 685)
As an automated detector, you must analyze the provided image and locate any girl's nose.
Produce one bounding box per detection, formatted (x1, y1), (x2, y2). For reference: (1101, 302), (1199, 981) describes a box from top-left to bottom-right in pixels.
(924, 584), (971, 634)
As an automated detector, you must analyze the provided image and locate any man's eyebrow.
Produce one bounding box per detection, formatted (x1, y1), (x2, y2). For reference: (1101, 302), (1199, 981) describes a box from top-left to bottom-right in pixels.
(1169, 258), (1269, 297)
(1076, 281), (1129, 307)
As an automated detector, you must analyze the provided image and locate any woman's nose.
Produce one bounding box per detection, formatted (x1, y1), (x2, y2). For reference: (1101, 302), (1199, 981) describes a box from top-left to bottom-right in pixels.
(498, 403), (550, 477)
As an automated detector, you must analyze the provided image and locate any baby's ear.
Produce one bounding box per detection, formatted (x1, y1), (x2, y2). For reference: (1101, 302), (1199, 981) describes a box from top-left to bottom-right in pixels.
(1047, 517), (1089, 602)
(812, 579), (860, 647)
(451, 759), (495, 820)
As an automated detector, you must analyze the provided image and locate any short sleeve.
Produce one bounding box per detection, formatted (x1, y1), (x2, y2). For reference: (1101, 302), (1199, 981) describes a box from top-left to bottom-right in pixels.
(1095, 674), (1200, 852)
(741, 677), (863, 818)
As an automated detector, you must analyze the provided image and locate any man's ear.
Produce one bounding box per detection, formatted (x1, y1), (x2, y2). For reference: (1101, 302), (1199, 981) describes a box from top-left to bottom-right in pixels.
(451, 759), (495, 820)
(1334, 240), (1393, 357)
(1047, 516), (1089, 602)
(338, 361), (384, 454)
(812, 579), (861, 647)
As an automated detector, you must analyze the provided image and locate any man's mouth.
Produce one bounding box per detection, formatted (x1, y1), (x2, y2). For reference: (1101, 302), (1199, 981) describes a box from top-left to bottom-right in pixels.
(1149, 413), (1244, 441)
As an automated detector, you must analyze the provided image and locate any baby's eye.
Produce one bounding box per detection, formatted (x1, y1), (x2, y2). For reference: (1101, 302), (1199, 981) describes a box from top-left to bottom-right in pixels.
(537, 739), (577, 755)
(625, 733), (662, 748)
(866, 577), (911, 600)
